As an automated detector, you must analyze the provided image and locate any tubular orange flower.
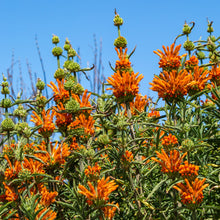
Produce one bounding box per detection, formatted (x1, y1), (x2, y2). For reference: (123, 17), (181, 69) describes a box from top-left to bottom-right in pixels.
(107, 70), (143, 102)
(154, 43), (187, 71)
(35, 205), (57, 220)
(68, 114), (95, 136)
(173, 178), (209, 205)
(85, 162), (101, 181)
(4, 155), (22, 180)
(130, 94), (149, 115)
(179, 161), (199, 180)
(148, 110), (160, 118)
(40, 186), (58, 207)
(122, 150), (134, 163)
(149, 69), (191, 101)
(48, 79), (70, 104)
(185, 55), (199, 71)
(161, 134), (178, 151)
(209, 64), (220, 85)
(102, 202), (119, 220)
(188, 66), (211, 95)
(2, 182), (18, 201)
(151, 149), (187, 174)
(30, 109), (55, 138)
(54, 102), (73, 128)
(115, 47), (131, 72)
(78, 177), (118, 206)
(22, 157), (45, 174)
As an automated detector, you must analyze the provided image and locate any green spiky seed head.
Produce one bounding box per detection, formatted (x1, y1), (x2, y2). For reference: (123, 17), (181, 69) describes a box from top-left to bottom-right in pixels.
(1, 118), (15, 131)
(183, 40), (195, 51)
(65, 60), (80, 72)
(15, 122), (29, 134)
(1, 87), (10, 95)
(1, 81), (9, 87)
(182, 24), (191, 35)
(114, 36), (127, 49)
(68, 48), (77, 58)
(1, 98), (12, 108)
(207, 41), (216, 52)
(197, 51), (206, 60)
(52, 46), (63, 56)
(65, 99), (80, 113)
(64, 43), (71, 51)
(72, 83), (84, 95)
(54, 68), (65, 80)
(36, 79), (45, 90)
(97, 134), (110, 145)
(52, 35), (60, 44)
(64, 79), (75, 91)
(36, 96), (47, 108)
(114, 14), (123, 26)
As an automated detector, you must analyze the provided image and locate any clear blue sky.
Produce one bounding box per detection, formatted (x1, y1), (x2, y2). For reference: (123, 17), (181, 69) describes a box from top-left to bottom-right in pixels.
(1, 0), (220, 99)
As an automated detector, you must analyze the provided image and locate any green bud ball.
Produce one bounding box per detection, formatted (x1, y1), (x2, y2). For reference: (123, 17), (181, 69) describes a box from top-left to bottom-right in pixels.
(54, 68), (65, 80)
(15, 122), (29, 134)
(114, 15), (123, 26)
(65, 99), (80, 113)
(183, 40), (195, 51)
(97, 134), (110, 145)
(52, 46), (63, 56)
(1, 81), (9, 87)
(114, 36), (127, 49)
(1, 87), (10, 95)
(196, 51), (206, 60)
(65, 60), (80, 72)
(182, 24), (191, 35)
(72, 83), (84, 95)
(64, 79), (75, 91)
(1, 98), (12, 108)
(64, 44), (71, 51)
(36, 79), (45, 90)
(52, 35), (60, 44)
(207, 26), (214, 33)
(68, 48), (77, 58)
(1, 118), (15, 131)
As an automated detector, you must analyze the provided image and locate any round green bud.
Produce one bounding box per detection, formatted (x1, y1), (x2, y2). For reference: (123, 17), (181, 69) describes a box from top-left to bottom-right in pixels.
(68, 48), (77, 58)
(36, 96), (47, 108)
(52, 46), (63, 57)
(183, 40), (195, 51)
(1, 87), (10, 95)
(65, 60), (80, 72)
(52, 35), (60, 44)
(64, 79), (75, 91)
(1, 98), (12, 108)
(114, 15), (123, 26)
(72, 83), (84, 95)
(114, 36), (127, 49)
(65, 99), (80, 113)
(207, 42), (216, 52)
(15, 122), (29, 134)
(209, 35), (216, 42)
(207, 25), (214, 33)
(181, 139), (194, 148)
(64, 43), (71, 51)
(1, 81), (9, 87)
(182, 24), (191, 35)
(1, 118), (15, 131)
(97, 134), (110, 145)
(54, 68), (65, 80)
(196, 51), (206, 60)
(36, 79), (45, 90)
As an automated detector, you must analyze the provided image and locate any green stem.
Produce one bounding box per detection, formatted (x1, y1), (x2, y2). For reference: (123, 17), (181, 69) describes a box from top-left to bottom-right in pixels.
(126, 102), (135, 140)
(117, 26), (121, 37)
(57, 56), (60, 68)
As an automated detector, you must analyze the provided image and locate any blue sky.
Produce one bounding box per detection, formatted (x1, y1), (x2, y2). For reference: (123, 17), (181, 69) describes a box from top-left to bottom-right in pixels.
(1, 0), (220, 100)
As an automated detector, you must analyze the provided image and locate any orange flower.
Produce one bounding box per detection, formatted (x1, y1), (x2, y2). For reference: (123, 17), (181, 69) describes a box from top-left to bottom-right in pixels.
(154, 43), (187, 71)
(68, 114), (95, 136)
(151, 149), (187, 174)
(48, 79), (70, 104)
(2, 182), (18, 201)
(4, 155), (22, 180)
(188, 66), (211, 95)
(72, 89), (92, 114)
(30, 109), (55, 138)
(149, 69), (191, 101)
(209, 65), (220, 85)
(35, 205), (57, 220)
(54, 102), (73, 128)
(107, 70), (143, 102)
(40, 186), (58, 207)
(35, 141), (70, 165)
(148, 110), (160, 118)
(85, 162), (101, 181)
(122, 150), (134, 163)
(22, 157), (45, 174)
(179, 161), (199, 180)
(78, 177), (118, 206)
(102, 202), (119, 220)
(115, 47), (131, 72)
(161, 134), (178, 151)
(185, 55), (199, 71)
(173, 178), (209, 205)
(130, 94), (149, 115)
